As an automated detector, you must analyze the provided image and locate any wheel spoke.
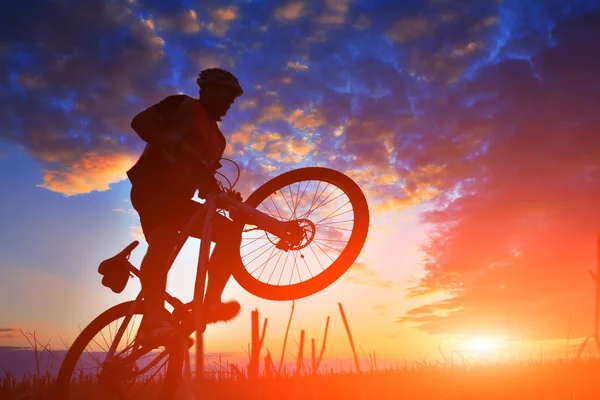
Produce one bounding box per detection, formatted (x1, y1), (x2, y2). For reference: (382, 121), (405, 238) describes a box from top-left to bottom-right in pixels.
(312, 239), (343, 253)
(258, 202), (279, 220)
(312, 201), (352, 226)
(307, 242), (324, 273)
(257, 244), (279, 280)
(284, 185), (297, 219)
(268, 194), (286, 221)
(276, 251), (291, 285)
(302, 190), (346, 220)
(248, 246), (283, 275)
(240, 235), (268, 249)
(266, 250), (286, 284)
(301, 184), (332, 219)
(317, 219), (354, 226)
(319, 225), (353, 232)
(241, 240), (273, 260)
(311, 240), (336, 263)
(314, 238), (350, 243)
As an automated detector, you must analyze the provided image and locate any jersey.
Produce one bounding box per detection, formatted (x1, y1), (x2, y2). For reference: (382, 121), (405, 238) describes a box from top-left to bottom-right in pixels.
(126, 94), (226, 199)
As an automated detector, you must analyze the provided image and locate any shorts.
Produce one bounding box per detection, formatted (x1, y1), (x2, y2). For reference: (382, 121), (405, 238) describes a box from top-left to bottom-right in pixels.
(130, 182), (233, 243)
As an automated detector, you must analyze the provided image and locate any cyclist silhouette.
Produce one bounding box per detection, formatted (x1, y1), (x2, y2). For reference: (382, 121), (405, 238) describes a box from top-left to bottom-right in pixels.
(127, 68), (244, 345)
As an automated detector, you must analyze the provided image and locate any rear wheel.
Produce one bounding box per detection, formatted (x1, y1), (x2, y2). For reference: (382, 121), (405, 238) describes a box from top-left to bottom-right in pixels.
(54, 301), (184, 399)
(233, 167), (369, 300)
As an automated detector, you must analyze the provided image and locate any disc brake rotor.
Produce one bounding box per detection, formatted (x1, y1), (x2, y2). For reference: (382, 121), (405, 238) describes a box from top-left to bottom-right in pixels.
(266, 218), (316, 251)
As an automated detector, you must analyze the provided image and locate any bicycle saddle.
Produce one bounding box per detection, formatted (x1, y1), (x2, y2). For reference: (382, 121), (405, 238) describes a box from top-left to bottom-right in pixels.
(98, 241), (139, 293)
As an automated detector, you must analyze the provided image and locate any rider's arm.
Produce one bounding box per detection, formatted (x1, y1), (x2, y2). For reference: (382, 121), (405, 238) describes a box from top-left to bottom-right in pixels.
(130, 106), (170, 147)
(131, 95), (190, 149)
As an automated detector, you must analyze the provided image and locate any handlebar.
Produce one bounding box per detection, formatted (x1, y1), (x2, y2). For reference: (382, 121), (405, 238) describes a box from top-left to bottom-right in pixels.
(214, 192), (303, 246)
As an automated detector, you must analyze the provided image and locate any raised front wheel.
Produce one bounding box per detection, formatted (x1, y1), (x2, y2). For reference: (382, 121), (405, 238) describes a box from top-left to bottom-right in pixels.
(233, 167), (369, 300)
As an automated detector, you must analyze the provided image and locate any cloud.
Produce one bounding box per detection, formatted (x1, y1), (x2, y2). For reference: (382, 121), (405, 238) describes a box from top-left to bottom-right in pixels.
(230, 123), (256, 146)
(344, 263), (395, 288)
(1, 0), (172, 195)
(400, 11), (600, 340)
(274, 1), (307, 21)
(287, 108), (326, 131)
(353, 14), (371, 30)
(38, 152), (136, 196)
(0, 328), (19, 340)
(387, 16), (436, 43)
(130, 225), (144, 240)
(286, 61), (309, 71)
(207, 6), (239, 36)
(156, 9), (201, 34)
(264, 136), (315, 163)
(249, 132), (281, 152)
(188, 48), (236, 70)
(318, 0), (352, 25)
(257, 104), (286, 123)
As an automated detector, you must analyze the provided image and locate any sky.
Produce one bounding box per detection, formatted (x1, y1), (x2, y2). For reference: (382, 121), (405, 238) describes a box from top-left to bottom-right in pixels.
(1, 0), (600, 370)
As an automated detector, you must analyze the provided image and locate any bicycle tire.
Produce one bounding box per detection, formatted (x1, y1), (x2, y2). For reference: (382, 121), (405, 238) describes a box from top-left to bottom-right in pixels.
(232, 167), (369, 300)
(54, 301), (183, 400)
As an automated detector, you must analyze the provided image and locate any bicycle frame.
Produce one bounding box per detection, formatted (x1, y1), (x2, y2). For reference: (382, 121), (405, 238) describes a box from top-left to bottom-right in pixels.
(103, 190), (295, 386)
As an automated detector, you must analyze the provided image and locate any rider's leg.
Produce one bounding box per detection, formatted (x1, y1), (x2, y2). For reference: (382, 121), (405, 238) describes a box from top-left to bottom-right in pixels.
(204, 212), (236, 302)
(204, 237), (242, 322)
(140, 226), (178, 322)
(131, 184), (185, 342)
(186, 202), (242, 321)
(204, 239), (238, 304)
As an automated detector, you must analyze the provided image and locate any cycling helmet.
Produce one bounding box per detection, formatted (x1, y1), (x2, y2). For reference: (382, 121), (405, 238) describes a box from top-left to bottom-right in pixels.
(196, 68), (244, 97)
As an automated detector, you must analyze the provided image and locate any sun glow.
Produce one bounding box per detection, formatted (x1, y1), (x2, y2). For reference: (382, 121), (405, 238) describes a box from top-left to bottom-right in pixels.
(466, 337), (504, 354)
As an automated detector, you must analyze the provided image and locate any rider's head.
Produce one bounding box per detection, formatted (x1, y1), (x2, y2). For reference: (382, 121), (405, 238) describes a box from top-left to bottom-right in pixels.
(197, 68), (244, 121)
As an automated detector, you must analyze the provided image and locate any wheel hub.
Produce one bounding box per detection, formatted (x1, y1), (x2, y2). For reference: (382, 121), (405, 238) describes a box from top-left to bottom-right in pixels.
(98, 357), (137, 391)
(268, 218), (316, 251)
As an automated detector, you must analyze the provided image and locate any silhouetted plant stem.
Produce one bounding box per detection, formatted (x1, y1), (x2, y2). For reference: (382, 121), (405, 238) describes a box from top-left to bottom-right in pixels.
(278, 300), (295, 375)
(338, 302), (360, 373)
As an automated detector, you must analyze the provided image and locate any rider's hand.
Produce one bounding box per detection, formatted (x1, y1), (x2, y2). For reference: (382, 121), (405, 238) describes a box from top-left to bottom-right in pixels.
(197, 176), (222, 198)
(226, 190), (244, 222)
(228, 190), (243, 202)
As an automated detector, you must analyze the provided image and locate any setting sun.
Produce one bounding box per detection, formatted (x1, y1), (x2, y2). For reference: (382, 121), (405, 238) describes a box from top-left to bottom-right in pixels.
(465, 336), (506, 354)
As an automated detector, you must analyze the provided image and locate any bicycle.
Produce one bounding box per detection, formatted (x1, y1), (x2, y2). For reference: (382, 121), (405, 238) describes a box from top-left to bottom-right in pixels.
(54, 166), (370, 399)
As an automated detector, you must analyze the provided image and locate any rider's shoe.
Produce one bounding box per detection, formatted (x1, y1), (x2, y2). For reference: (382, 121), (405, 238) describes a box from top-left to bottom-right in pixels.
(205, 300), (241, 324)
(136, 316), (183, 347)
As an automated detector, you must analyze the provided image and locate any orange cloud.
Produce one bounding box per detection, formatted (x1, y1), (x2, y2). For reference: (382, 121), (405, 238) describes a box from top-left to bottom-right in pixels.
(257, 103), (286, 122)
(238, 98), (257, 110)
(0, 328), (19, 340)
(130, 225), (144, 240)
(38, 152), (136, 196)
(264, 136), (314, 163)
(250, 132), (281, 152)
(208, 6), (239, 36)
(230, 123), (256, 146)
(274, 1), (306, 21)
(287, 108), (326, 130)
(286, 61), (309, 71)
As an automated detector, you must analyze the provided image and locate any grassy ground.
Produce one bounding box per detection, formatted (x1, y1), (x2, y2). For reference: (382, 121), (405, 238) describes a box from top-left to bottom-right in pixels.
(3, 358), (600, 399)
